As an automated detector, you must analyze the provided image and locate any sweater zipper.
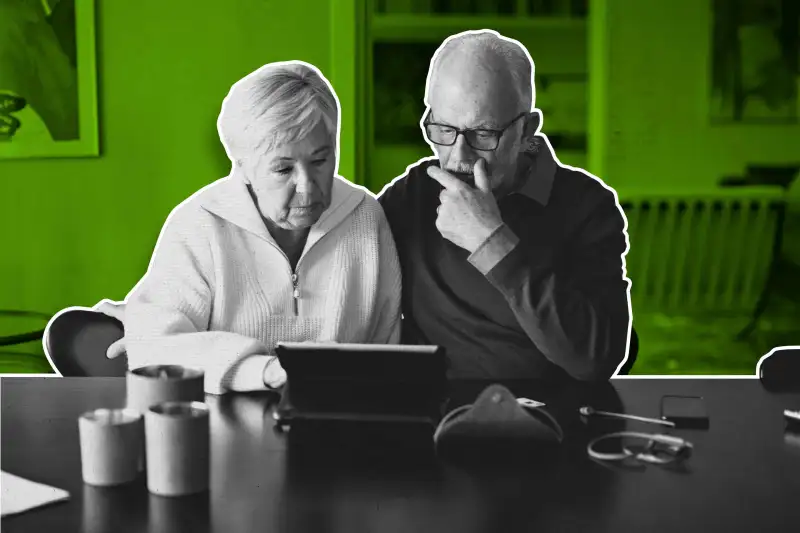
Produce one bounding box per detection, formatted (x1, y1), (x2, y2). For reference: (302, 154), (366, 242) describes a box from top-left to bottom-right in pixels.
(291, 272), (299, 316)
(261, 240), (313, 317)
(292, 245), (314, 318)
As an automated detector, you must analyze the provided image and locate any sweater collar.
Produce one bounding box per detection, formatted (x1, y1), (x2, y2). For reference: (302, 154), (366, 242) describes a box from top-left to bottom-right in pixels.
(513, 145), (557, 206)
(198, 172), (364, 246)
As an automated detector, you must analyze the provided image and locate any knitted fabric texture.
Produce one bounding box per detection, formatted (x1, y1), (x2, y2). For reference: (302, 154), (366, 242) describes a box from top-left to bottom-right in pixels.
(124, 176), (402, 394)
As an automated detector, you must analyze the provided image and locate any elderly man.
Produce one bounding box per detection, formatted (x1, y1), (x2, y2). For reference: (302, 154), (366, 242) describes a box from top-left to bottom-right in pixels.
(377, 30), (632, 382)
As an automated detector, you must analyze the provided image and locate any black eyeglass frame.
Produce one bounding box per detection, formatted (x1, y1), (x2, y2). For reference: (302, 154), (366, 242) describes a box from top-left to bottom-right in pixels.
(422, 111), (528, 152)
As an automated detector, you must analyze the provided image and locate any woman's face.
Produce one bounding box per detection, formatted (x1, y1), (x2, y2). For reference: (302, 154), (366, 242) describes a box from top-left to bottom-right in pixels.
(243, 121), (336, 231)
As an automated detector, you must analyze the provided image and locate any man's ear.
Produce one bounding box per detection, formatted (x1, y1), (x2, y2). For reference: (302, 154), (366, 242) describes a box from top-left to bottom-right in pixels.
(522, 110), (542, 138)
(518, 110), (542, 153)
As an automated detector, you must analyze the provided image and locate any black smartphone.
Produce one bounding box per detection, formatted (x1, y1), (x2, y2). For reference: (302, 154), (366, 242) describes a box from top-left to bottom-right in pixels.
(660, 395), (709, 429)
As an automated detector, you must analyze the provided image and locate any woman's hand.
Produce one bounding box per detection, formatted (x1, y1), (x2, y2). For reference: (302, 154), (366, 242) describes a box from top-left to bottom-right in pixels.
(92, 299), (127, 359)
(263, 357), (287, 389)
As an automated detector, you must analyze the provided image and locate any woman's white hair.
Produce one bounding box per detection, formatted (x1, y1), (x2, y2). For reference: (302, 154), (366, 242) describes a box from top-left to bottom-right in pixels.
(426, 30), (535, 111)
(217, 61), (339, 164)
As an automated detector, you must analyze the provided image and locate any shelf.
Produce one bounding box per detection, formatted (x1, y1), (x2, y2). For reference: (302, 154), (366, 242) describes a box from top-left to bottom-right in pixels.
(371, 14), (586, 42)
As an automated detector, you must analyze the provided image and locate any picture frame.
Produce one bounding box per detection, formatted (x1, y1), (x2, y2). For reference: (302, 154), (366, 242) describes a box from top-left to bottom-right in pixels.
(0, 0), (99, 159)
(710, 0), (799, 124)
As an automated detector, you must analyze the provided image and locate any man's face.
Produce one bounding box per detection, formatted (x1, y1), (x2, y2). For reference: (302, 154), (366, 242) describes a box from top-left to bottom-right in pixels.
(426, 57), (527, 192)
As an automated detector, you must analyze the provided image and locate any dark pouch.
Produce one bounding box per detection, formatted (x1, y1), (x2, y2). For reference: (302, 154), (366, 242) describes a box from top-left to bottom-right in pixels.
(433, 384), (564, 450)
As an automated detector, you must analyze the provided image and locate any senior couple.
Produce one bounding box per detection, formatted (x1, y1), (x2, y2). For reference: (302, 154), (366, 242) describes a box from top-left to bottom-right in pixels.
(92, 30), (633, 395)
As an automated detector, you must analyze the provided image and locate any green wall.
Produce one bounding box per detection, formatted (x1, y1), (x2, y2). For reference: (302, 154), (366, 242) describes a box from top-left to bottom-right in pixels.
(0, 0), (333, 316)
(594, 0), (800, 193)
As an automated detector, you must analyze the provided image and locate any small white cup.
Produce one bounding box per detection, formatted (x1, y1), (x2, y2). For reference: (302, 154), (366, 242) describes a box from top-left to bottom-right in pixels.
(126, 365), (205, 415)
(145, 401), (210, 497)
(78, 408), (144, 486)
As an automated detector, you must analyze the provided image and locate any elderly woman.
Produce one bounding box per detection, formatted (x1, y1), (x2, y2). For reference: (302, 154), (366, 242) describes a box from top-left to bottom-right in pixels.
(102, 61), (401, 394)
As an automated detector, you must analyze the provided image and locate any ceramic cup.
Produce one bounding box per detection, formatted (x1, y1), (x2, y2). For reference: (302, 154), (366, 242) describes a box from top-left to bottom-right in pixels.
(78, 408), (144, 486)
(145, 401), (210, 497)
(126, 365), (204, 415)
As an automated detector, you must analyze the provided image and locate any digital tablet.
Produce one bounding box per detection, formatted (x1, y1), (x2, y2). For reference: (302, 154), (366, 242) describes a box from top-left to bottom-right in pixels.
(273, 342), (449, 426)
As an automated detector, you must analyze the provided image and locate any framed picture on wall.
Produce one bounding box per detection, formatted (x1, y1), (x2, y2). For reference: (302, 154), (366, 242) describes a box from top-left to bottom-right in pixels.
(0, 0), (99, 159)
(710, 0), (800, 123)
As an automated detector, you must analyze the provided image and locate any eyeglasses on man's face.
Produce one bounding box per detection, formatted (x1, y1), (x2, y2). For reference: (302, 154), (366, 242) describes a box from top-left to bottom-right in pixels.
(423, 112), (527, 152)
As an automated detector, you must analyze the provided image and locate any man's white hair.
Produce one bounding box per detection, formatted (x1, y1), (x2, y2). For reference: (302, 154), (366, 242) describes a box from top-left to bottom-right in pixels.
(217, 61), (338, 164)
(425, 30), (535, 112)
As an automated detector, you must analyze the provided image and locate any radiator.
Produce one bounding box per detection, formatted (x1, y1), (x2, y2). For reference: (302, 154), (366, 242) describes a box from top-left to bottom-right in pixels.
(620, 188), (786, 312)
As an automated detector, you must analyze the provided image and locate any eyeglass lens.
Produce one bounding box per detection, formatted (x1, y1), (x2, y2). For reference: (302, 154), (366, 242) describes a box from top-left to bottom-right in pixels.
(425, 125), (500, 151)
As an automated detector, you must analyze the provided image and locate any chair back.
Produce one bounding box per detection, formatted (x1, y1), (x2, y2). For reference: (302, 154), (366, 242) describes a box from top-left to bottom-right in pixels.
(617, 327), (639, 375)
(46, 310), (127, 377)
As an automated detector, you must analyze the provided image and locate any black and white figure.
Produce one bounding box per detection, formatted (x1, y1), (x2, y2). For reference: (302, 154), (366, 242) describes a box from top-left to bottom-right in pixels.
(93, 61), (402, 395)
(89, 31), (631, 388)
(376, 30), (633, 382)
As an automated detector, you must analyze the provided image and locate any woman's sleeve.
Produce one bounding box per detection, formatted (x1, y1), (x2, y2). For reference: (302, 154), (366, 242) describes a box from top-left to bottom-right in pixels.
(367, 207), (402, 344)
(124, 206), (282, 395)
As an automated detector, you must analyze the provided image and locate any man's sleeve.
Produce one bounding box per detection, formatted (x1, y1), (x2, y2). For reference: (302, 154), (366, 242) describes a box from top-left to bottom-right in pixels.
(470, 189), (632, 381)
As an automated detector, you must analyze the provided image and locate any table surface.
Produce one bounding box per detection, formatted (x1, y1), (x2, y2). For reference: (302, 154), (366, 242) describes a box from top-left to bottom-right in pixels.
(2, 377), (800, 533)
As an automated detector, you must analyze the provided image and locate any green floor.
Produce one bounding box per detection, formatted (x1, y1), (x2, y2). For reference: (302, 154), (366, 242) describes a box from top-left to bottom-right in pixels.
(632, 296), (800, 375)
(0, 340), (53, 374)
(631, 248), (800, 375)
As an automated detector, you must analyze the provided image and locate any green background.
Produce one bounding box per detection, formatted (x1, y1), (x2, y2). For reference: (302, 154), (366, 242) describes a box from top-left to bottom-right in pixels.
(1, 0), (798, 375)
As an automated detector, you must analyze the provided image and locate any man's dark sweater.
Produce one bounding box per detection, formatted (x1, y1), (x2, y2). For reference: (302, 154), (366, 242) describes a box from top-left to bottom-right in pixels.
(378, 145), (631, 382)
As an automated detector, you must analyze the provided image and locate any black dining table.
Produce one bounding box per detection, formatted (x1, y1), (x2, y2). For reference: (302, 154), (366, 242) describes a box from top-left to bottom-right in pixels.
(2, 376), (800, 532)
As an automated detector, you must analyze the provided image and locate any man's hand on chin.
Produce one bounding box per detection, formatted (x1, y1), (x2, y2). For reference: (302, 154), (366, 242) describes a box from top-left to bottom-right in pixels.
(426, 158), (505, 254)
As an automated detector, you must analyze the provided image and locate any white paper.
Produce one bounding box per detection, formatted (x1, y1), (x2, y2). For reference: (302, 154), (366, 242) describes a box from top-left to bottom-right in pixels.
(1, 471), (70, 517)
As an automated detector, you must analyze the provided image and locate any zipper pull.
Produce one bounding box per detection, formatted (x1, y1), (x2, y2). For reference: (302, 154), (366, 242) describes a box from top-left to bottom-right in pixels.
(291, 273), (299, 315)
